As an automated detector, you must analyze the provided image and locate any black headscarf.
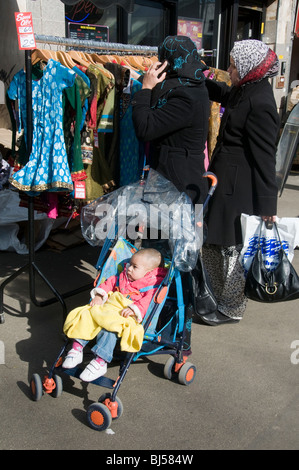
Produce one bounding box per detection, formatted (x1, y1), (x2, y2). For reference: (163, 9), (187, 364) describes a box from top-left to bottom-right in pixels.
(151, 35), (208, 107)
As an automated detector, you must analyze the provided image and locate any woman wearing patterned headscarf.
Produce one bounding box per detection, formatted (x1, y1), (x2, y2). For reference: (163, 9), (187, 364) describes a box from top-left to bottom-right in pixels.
(132, 35), (210, 205)
(201, 39), (280, 326)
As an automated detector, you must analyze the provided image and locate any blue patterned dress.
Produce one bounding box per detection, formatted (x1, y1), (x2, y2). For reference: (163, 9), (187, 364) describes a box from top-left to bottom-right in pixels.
(7, 59), (76, 195)
(119, 78), (144, 186)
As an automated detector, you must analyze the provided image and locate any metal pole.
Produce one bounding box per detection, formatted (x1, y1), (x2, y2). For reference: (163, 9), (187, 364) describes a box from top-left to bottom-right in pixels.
(35, 34), (158, 54)
(24, 50), (37, 301)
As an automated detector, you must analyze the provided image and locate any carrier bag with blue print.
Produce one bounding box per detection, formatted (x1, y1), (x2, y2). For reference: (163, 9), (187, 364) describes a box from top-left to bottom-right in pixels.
(240, 216), (299, 302)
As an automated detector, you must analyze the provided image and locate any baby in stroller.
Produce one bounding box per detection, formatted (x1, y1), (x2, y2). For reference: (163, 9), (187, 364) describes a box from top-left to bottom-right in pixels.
(62, 248), (167, 382)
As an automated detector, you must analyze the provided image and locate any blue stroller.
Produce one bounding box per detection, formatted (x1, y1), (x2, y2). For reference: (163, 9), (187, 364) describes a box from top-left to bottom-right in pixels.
(29, 169), (217, 431)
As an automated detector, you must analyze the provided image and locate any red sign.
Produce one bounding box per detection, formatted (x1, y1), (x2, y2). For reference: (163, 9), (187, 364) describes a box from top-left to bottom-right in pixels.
(14, 12), (36, 50)
(295, 4), (299, 38)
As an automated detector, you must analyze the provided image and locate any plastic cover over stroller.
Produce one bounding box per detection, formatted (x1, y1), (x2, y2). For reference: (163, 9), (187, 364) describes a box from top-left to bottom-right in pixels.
(81, 168), (203, 272)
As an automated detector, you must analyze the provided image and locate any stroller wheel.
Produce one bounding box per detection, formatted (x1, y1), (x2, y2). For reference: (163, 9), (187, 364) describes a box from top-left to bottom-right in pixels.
(178, 362), (196, 386)
(51, 374), (63, 398)
(30, 373), (43, 401)
(87, 402), (112, 431)
(99, 393), (124, 420)
(164, 356), (175, 380)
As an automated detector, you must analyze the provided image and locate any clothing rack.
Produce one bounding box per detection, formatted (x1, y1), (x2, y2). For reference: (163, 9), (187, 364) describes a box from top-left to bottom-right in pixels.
(0, 35), (156, 324)
(35, 34), (158, 55)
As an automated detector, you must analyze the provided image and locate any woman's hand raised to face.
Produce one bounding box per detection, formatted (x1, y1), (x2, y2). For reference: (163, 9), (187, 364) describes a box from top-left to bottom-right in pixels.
(142, 61), (169, 90)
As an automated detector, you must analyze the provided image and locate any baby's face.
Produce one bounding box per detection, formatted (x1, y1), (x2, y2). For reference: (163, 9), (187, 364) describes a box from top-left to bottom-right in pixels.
(127, 253), (153, 281)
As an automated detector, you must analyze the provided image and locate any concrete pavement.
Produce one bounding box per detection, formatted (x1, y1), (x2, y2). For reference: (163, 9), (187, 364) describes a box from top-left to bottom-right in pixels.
(1, 170), (299, 452)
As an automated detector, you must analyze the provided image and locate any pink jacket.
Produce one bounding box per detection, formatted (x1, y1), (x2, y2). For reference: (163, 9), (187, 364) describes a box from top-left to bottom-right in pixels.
(90, 264), (168, 322)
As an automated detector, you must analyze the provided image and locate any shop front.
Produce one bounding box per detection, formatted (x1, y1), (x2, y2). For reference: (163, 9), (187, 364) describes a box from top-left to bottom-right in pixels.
(61, 0), (269, 69)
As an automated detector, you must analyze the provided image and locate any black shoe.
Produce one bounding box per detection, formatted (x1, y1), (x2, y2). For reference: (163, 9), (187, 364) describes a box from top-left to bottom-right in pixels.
(200, 310), (240, 326)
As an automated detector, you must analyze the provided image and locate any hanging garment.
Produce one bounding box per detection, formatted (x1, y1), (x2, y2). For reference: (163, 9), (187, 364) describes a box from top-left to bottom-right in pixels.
(85, 63), (115, 132)
(102, 62), (131, 186)
(83, 64), (116, 201)
(63, 74), (90, 179)
(72, 65), (91, 130)
(7, 59), (76, 195)
(119, 77), (144, 186)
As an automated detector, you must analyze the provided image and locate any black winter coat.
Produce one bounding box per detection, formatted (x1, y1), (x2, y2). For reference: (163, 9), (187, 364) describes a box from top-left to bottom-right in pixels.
(132, 84), (210, 204)
(205, 78), (280, 246)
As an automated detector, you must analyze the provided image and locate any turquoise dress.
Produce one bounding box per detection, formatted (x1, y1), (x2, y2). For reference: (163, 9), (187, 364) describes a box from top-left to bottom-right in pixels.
(119, 78), (144, 186)
(8, 59), (76, 195)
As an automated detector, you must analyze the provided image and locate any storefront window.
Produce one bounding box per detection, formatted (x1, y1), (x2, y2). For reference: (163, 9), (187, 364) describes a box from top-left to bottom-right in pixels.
(128, 1), (165, 46)
(177, 0), (219, 66)
(65, 3), (117, 42)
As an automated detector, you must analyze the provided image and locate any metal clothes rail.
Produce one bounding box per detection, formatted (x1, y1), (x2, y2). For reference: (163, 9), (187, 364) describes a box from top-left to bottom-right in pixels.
(35, 34), (158, 54)
(0, 35), (155, 324)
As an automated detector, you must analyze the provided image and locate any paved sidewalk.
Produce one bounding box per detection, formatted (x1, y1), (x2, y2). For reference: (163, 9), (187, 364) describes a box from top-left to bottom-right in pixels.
(0, 171), (299, 451)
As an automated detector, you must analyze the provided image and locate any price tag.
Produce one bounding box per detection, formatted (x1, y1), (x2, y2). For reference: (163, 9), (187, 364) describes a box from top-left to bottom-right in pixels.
(93, 130), (99, 148)
(15, 12), (36, 50)
(74, 180), (86, 199)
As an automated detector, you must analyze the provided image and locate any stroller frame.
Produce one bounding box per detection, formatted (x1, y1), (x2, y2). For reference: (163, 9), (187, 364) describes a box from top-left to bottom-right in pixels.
(30, 235), (195, 431)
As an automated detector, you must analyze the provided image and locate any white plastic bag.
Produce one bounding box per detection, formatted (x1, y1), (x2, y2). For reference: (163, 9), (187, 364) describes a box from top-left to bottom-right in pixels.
(0, 189), (54, 254)
(0, 220), (54, 254)
(239, 214), (299, 273)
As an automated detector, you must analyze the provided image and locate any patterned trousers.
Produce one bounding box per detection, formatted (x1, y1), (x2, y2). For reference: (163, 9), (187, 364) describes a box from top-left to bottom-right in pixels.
(202, 243), (248, 319)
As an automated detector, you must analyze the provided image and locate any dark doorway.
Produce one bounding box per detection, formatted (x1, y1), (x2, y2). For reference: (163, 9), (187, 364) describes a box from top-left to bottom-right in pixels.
(237, 3), (263, 41)
(218, 0), (265, 70)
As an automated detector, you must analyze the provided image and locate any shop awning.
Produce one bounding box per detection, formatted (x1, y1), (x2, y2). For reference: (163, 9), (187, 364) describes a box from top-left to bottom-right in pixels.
(60, 0), (134, 14)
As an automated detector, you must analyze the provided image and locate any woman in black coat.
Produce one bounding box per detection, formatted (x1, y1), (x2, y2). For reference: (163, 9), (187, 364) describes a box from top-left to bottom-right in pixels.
(132, 35), (210, 205)
(201, 39), (280, 325)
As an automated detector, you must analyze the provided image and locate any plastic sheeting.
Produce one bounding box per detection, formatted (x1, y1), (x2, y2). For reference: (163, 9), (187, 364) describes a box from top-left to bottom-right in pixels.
(276, 103), (299, 195)
(81, 169), (203, 272)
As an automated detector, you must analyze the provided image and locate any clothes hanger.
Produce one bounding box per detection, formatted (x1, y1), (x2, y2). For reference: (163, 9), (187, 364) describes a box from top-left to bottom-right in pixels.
(126, 55), (157, 71)
(31, 48), (51, 65)
(82, 52), (97, 64)
(56, 50), (75, 68)
(91, 53), (114, 64)
(143, 56), (158, 68)
(119, 56), (141, 72)
(125, 55), (145, 70)
(86, 56), (115, 79)
(66, 50), (113, 79)
(68, 50), (90, 68)
(47, 50), (59, 61)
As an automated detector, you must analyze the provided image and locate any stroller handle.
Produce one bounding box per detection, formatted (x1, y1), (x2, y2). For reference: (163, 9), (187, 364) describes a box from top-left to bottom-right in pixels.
(203, 171), (218, 197)
(203, 171), (217, 187)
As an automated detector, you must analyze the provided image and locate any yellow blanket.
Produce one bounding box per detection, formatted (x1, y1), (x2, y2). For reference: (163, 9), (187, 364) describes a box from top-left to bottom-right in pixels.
(63, 291), (144, 353)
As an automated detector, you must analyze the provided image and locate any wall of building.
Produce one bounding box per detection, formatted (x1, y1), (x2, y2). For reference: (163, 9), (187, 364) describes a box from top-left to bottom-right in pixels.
(270, 0), (298, 116)
(262, 0), (298, 117)
(28, 0), (65, 37)
(0, 0), (65, 127)
(0, 0), (25, 123)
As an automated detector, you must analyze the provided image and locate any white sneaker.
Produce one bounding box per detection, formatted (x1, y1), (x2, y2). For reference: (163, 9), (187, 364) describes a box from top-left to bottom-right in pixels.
(79, 359), (107, 382)
(62, 348), (83, 369)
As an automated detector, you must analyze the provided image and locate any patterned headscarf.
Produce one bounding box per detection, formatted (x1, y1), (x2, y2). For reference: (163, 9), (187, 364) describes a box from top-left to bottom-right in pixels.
(230, 39), (279, 87)
(158, 35), (207, 83)
(151, 35), (207, 107)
